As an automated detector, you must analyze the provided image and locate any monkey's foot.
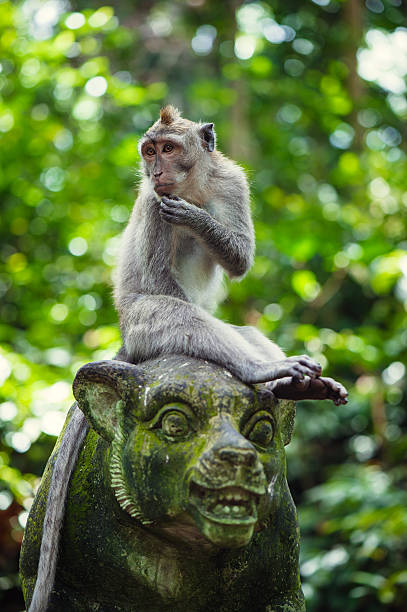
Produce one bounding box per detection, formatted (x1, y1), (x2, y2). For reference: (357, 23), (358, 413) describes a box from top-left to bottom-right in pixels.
(243, 355), (322, 385)
(266, 376), (348, 405)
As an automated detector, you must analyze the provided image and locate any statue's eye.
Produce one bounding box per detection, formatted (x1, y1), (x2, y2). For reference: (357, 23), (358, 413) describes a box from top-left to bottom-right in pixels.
(242, 411), (275, 449)
(149, 402), (196, 439)
(163, 143), (174, 153)
(247, 419), (274, 448)
(161, 411), (189, 437)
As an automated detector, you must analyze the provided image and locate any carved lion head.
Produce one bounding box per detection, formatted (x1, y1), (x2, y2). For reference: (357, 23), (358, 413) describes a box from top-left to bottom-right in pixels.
(73, 356), (296, 549)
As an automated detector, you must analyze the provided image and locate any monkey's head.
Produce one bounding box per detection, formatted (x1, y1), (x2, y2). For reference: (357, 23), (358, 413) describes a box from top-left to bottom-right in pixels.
(139, 105), (216, 197)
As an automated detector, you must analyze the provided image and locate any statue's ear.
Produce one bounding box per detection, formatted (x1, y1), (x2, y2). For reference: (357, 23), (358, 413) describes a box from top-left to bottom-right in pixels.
(200, 122), (216, 152)
(279, 400), (297, 446)
(73, 360), (144, 442)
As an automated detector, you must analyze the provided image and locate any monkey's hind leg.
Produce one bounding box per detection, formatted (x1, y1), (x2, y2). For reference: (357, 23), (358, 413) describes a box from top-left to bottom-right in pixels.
(119, 295), (322, 384)
(230, 325), (285, 361)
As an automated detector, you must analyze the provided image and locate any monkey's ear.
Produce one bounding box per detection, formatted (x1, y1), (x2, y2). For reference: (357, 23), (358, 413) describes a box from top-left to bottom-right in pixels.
(73, 360), (145, 441)
(200, 123), (216, 152)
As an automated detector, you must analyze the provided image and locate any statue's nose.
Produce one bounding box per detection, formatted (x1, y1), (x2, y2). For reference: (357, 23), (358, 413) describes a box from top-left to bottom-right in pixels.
(218, 447), (257, 467)
(211, 417), (257, 467)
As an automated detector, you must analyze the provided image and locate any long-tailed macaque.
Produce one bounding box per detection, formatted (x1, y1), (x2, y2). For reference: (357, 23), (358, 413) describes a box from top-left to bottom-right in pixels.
(25, 106), (347, 612)
(114, 105), (346, 400)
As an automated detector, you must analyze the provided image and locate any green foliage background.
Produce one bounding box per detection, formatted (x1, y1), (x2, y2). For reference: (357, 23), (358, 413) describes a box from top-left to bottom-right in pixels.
(0, 0), (406, 610)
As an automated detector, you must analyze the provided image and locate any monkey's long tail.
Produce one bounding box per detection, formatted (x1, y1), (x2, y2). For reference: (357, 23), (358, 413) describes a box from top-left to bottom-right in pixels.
(28, 406), (90, 612)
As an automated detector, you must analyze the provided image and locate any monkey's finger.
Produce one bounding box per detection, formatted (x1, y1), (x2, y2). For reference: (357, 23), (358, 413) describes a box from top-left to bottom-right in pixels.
(320, 376), (348, 396)
(289, 364), (321, 379)
(160, 202), (186, 214)
(289, 354), (322, 369)
(319, 377), (348, 404)
(287, 355), (322, 375)
(159, 211), (184, 225)
(333, 394), (348, 405)
(162, 197), (192, 212)
(159, 206), (186, 218)
(160, 204), (182, 214)
(161, 196), (183, 207)
(322, 377), (343, 394)
(290, 368), (320, 380)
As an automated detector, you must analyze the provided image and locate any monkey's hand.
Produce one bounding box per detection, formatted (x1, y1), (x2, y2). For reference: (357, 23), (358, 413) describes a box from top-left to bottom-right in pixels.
(266, 375), (348, 405)
(160, 196), (206, 227)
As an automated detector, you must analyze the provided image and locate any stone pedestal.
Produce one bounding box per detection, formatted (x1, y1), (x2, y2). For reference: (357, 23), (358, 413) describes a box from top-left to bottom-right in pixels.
(20, 356), (305, 611)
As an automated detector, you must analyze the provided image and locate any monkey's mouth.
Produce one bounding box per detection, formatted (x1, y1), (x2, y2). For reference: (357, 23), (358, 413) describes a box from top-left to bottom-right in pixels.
(189, 482), (259, 525)
(154, 182), (175, 194)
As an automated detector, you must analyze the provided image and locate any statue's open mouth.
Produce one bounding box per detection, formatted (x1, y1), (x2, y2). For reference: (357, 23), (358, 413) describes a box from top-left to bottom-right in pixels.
(189, 482), (259, 525)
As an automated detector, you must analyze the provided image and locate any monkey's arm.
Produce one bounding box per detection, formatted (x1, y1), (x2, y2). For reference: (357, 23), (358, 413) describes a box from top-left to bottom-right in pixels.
(160, 196), (254, 277)
(114, 194), (187, 301)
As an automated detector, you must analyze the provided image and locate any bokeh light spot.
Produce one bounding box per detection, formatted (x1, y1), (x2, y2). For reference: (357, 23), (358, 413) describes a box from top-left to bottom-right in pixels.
(0, 401), (17, 421)
(235, 35), (257, 60)
(0, 355), (12, 385)
(50, 303), (69, 322)
(11, 432), (31, 453)
(65, 12), (85, 30)
(68, 237), (88, 256)
(85, 76), (108, 97)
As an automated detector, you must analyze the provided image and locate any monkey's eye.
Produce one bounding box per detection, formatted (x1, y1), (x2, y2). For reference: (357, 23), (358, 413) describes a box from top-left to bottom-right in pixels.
(242, 411), (275, 449)
(162, 143), (174, 153)
(145, 146), (156, 156)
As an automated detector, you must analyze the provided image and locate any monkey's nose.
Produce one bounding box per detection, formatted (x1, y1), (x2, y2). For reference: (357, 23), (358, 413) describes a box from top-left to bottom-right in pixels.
(153, 170), (163, 178)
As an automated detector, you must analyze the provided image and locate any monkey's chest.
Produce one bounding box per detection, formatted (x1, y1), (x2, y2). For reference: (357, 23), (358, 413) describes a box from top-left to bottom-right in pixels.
(171, 235), (224, 312)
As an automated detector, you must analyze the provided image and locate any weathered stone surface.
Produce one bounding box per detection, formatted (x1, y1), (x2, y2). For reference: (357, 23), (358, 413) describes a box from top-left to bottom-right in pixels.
(20, 355), (305, 611)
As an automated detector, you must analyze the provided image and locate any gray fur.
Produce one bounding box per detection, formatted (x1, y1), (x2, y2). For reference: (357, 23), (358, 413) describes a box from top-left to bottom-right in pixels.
(114, 109), (322, 384)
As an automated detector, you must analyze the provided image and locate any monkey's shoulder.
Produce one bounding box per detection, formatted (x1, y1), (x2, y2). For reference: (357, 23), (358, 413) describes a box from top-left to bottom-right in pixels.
(209, 151), (248, 184)
(207, 158), (249, 208)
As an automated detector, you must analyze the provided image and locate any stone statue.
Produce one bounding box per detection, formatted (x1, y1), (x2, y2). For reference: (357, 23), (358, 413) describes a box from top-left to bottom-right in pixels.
(20, 355), (305, 611)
